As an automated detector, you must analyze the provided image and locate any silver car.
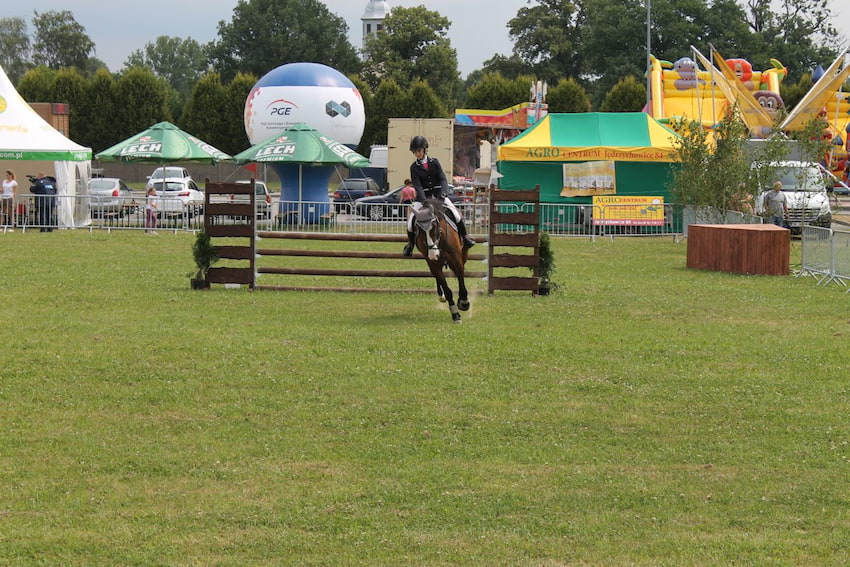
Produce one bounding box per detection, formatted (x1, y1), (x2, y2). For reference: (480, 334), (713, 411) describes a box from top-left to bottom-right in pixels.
(88, 177), (136, 217)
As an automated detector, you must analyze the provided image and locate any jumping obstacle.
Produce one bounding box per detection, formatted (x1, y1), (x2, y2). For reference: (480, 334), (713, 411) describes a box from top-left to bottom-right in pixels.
(254, 231), (487, 293)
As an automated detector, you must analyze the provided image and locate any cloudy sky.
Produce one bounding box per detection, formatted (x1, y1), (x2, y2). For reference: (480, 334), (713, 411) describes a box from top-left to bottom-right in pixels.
(11, 0), (850, 78)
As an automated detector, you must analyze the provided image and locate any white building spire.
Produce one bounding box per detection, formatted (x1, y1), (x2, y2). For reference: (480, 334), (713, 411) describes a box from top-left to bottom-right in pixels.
(361, 1), (391, 48)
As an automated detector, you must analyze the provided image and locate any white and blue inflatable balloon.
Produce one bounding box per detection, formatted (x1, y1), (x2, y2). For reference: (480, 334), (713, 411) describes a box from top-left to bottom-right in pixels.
(244, 62), (365, 215)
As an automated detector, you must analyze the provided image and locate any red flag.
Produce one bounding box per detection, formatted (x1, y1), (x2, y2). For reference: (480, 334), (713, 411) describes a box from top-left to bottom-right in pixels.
(243, 163), (258, 176)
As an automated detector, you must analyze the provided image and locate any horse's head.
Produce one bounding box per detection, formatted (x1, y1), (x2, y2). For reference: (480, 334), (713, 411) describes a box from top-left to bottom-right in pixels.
(414, 201), (443, 261)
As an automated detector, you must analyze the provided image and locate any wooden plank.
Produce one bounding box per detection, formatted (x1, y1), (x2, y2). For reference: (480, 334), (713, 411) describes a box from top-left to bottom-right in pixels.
(206, 182), (254, 195)
(491, 211), (538, 225)
(490, 253), (539, 268)
(489, 233), (539, 247)
(206, 224), (254, 238)
(490, 189), (540, 202)
(206, 202), (253, 216)
(215, 245), (254, 260)
(488, 276), (539, 291)
(258, 267), (486, 278)
(207, 267), (254, 284)
(257, 248), (486, 261)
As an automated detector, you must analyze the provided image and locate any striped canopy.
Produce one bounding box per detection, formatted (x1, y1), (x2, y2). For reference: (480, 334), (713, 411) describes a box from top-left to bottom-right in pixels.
(498, 112), (681, 163)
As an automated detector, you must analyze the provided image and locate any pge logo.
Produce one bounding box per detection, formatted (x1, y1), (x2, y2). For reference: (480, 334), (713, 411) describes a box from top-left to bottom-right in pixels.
(325, 100), (351, 118)
(267, 98), (299, 116)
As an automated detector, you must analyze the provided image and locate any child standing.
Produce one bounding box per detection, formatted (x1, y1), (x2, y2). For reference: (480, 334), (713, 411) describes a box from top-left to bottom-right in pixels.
(145, 187), (158, 234)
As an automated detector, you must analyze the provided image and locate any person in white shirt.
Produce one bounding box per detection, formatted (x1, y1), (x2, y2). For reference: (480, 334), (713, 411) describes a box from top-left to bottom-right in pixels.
(2, 170), (17, 227)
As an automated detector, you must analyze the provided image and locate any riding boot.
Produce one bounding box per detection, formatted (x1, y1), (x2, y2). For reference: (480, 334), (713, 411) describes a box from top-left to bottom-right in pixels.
(402, 230), (416, 256)
(456, 218), (476, 249)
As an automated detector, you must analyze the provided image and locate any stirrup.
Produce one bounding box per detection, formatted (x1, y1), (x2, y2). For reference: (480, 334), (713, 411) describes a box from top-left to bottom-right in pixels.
(402, 242), (415, 257)
(463, 236), (476, 249)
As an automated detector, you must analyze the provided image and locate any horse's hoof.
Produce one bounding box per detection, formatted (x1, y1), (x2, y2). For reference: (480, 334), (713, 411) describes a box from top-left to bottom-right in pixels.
(439, 296), (447, 303)
(458, 299), (470, 311)
(452, 317), (462, 324)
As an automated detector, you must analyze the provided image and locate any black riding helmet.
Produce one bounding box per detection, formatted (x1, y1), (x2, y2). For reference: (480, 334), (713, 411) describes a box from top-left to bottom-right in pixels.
(409, 135), (429, 151)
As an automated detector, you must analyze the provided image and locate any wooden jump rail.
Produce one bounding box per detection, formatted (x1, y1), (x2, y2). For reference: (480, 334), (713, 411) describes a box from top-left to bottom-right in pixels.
(203, 180), (256, 287)
(254, 231), (488, 293)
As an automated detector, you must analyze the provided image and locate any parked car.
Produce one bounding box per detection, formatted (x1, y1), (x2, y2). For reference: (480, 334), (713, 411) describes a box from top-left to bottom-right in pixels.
(88, 177), (136, 217)
(146, 167), (192, 191)
(332, 177), (382, 212)
(230, 180), (272, 220)
(152, 178), (204, 218)
(353, 184), (469, 221)
(754, 161), (831, 232)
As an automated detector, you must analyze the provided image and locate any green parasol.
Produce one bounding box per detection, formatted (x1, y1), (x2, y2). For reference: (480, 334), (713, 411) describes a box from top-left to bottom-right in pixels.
(231, 122), (370, 167)
(95, 121), (231, 163)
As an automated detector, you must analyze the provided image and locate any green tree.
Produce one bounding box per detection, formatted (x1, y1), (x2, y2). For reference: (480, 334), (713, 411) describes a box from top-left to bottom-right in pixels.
(478, 54), (529, 81)
(125, 36), (208, 96)
(78, 68), (117, 152)
(362, 79), (408, 149)
(465, 73), (534, 110)
(0, 17), (31, 84)
(209, 0), (360, 81)
(405, 80), (446, 118)
(16, 65), (55, 102)
(507, 0), (585, 84)
(348, 76), (376, 155)
(31, 10), (95, 71)
(50, 68), (87, 140)
(599, 76), (646, 112)
(224, 73), (258, 155)
(546, 78), (591, 113)
(113, 67), (171, 141)
(361, 6), (460, 107)
(180, 72), (229, 152)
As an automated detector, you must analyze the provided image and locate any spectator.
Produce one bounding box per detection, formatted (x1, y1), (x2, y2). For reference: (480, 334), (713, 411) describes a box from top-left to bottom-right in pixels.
(30, 172), (57, 232)
(145, 187), (158, 234)
(2, 170), (17, 228)
(399, 179), (415, 204)
(764, 180), (788, 227)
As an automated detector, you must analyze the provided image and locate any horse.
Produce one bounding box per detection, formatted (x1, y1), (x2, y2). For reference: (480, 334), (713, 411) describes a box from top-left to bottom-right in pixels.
(413, 198), (470, 323)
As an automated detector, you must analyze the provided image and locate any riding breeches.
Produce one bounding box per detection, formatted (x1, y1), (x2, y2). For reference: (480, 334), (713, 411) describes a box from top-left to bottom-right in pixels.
(407, 198), (462, 232)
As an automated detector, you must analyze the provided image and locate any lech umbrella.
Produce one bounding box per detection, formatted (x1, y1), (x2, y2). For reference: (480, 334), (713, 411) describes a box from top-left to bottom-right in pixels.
(95, 121), (232, 164)
(231, 122), (370, 210)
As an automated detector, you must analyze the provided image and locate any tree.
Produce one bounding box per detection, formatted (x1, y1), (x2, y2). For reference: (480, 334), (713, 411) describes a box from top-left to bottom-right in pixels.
(599, 76), (646, 112)
(113, 67), (171, 141)
(546, 78), (591, 113)
(361, 6), (460, 107)
(50, 68), (87, 141)
(224, 73), (259, 155)
(405, 80), (446, 118)
(125, 36), (208, 96)
(465, 73), (535, 110)
(0, 17), (31, 84)
(31, 10), (95, 71)
(16, 66), (55, 102)
(78, 69), (117, 152)
(209, 0), (360, 81)
(362, 79), (408, 149)
(507, 0), (585, 84)
(180, 73), (229, 153)
(478, 54), (529, 81)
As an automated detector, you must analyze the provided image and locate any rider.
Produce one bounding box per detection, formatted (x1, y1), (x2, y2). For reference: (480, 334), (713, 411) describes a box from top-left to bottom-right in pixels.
(402, 135), (476, 256)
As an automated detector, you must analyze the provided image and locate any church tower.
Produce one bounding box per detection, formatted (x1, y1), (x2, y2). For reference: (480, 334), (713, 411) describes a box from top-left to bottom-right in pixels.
(361, 1), (390, 48)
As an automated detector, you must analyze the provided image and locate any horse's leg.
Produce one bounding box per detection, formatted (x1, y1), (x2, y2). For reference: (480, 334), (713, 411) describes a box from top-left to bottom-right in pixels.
(428, 260), (459, 323)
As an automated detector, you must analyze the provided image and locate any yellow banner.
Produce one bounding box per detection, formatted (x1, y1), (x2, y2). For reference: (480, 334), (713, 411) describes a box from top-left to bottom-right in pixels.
(592, 196), (665, 226)
(499, 145), (676, 162)
(562, 161), (616, 197)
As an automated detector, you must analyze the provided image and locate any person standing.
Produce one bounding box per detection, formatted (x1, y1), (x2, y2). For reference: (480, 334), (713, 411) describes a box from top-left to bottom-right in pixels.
(31, 172), (57, 232)
(402, 136), (476, 256)
(764, 180), (788, 227)
(399, 179), (416, 204)
(2, 170), (17, 228)
(145, 187), (158, 234)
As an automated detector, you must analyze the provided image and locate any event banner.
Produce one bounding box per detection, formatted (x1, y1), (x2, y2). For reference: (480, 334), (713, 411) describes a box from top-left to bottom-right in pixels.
(561, 161), (616, 197)
(591, 196), (665, 226)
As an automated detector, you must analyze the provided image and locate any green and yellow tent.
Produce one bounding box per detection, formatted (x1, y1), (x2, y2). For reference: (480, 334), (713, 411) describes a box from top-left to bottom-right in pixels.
(497, 113), (681, 203)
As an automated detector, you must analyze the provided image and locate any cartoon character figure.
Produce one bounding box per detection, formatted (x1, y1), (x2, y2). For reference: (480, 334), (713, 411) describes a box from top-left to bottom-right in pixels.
(726, 58), (754, 90)
(673, 57), (704, 90)
(753, 91), (785, 117)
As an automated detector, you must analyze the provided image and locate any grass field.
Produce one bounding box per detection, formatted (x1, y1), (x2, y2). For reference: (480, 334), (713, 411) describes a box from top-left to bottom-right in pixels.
(1, 231), (848, 565)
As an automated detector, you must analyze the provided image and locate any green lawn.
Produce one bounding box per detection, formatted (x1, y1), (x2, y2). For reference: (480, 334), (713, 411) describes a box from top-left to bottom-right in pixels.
(1, 231), (848, 565)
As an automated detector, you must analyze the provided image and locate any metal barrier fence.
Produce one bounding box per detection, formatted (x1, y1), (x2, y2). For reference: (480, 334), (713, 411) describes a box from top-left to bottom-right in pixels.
(0, 194), (771, 239)
(799, 225), (850, 289)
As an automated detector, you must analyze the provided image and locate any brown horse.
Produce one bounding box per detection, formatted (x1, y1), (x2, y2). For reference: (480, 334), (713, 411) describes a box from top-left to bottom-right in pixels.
(413, 199), (470, 323)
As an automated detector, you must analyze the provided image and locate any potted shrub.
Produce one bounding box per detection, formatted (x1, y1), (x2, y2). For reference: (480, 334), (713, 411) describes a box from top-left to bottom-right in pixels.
(191, 230), (218, 290)
(537, 231), (556, 296)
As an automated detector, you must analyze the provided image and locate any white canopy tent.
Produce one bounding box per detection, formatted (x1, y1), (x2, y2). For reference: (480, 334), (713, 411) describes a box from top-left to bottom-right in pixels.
(0, 64), (92, 227)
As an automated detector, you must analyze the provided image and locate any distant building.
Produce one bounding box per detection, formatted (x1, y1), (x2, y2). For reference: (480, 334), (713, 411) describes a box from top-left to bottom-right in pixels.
(361, 0), (390, 48)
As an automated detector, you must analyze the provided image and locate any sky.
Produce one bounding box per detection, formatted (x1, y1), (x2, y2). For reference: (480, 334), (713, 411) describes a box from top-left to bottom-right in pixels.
(8, 0), (850, 78)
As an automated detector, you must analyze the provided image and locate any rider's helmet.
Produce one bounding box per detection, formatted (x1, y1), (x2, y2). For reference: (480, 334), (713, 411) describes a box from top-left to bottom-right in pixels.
(409, 136), (429, 152)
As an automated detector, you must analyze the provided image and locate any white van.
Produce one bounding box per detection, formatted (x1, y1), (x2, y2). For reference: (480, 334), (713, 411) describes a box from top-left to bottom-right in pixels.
(755, 161), (831, 232)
